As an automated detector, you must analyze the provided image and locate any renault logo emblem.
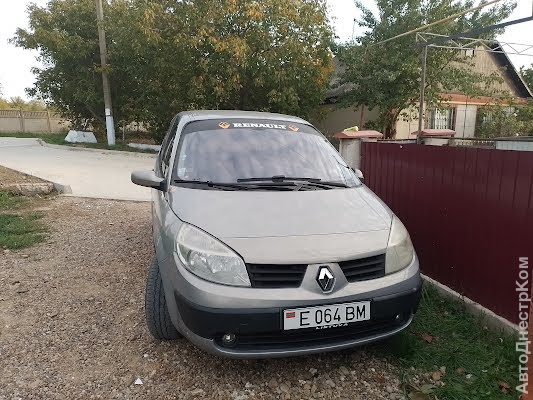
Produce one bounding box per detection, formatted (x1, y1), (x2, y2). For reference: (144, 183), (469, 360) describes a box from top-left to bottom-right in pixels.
(317, 266), (335, 292)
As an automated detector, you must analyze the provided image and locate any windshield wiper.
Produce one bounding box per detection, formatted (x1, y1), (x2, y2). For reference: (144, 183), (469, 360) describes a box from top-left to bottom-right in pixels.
(238, 175), (320, 183)
(237, 176), (349, 188)
(173, 179), (301, 191)
(174, 179), (252, 191)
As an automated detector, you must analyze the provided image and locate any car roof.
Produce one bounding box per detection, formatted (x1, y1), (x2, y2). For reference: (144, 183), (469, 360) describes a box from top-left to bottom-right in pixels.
(176, 110), (310, 125)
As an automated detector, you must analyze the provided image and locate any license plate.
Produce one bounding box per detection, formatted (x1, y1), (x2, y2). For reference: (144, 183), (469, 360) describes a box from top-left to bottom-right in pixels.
(283, 301), (370, 331)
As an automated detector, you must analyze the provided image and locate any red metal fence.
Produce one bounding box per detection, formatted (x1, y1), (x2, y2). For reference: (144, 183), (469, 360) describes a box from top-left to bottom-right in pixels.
(361, 142), (533, 324)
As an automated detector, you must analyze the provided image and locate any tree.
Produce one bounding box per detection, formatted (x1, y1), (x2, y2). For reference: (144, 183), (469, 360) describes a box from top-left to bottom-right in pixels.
(337, 0), (515, 138)
(14, 0), (333, 142)
(0, 95), (48, 111)
(476, 64), (533, 138)
(13, 0), (139, 131)
(476, 104), (533, 137)
(520, 64), (533, 93)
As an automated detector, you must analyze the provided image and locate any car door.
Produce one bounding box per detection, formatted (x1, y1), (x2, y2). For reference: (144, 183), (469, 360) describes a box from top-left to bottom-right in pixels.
(153, 116), (179, 260)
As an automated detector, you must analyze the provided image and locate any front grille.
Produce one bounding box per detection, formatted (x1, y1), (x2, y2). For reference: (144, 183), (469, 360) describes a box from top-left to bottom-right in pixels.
(246, 264), (307, 288)
(246, 254), (386, 288)
(339, 254), (386, 282)
(216, 314), (409, 350)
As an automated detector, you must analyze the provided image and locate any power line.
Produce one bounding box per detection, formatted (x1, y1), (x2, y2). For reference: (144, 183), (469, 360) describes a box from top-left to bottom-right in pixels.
(424, 16), (533, 47)
(371, 0), (505, 47)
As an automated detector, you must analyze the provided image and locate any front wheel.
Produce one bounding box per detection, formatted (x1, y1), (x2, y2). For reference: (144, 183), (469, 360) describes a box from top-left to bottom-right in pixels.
(145, 257), (180, 340)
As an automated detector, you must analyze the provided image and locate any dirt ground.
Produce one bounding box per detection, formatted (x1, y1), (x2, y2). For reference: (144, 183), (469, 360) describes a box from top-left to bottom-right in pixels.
(0, 165), (44, 185)
(0, 197), (405, 400)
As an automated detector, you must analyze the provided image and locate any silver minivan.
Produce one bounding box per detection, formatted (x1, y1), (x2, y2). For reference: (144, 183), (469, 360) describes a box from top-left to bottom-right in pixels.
(132, 110), (421, 358)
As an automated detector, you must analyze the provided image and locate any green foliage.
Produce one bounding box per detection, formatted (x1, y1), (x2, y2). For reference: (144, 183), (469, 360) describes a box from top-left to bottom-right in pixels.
(337, 0), (515, 138)
(14, 0), (333, 142)
(0, 213), (47, 249)
(520, 64), (533, 93)
(382, 286), (517, 399)
(0, 96), (48, 111)
(0, 192), (47, 250)
(0, 192), (29, 211)
(476, 104), (533, 138)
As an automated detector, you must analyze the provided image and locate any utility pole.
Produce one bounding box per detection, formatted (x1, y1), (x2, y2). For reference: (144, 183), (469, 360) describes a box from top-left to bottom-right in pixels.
(95, 0), (115, 146)
(417, 45), (428, 144)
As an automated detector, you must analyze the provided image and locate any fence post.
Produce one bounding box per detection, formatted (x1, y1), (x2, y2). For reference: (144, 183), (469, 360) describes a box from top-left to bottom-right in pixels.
(46, 110), (52, 133)
(19, 109), (25, 133)
(334, 130), (384, 170)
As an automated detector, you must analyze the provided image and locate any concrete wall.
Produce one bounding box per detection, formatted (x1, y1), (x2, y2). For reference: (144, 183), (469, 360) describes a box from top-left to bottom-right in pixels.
(496, 140), (533, 151)
(0, 109), (69, 134)
(338, 138), (362, 169)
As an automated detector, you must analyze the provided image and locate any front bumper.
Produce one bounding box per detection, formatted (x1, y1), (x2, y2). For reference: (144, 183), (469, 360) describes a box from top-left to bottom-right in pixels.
(159, 253), (422, 358)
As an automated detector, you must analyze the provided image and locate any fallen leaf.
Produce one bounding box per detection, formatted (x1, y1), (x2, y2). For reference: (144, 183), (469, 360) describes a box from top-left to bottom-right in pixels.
(499, 381), (510, 393)
(432, 371), (442, 381)
(420, 333), (434, 343)
(456, 367), (466, 375)
(439, 366), (446, 375)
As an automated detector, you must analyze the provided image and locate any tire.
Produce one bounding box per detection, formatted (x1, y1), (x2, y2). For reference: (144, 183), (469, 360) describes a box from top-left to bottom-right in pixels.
(145, 257), (180, 340)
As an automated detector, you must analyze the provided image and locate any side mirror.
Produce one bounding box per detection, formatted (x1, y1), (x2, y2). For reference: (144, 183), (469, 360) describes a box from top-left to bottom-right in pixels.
(131, 170), (166, 191)
(355, 169), (364, 181)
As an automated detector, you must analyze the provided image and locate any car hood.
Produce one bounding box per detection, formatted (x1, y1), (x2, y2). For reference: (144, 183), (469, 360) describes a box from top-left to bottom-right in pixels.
(169, 185), (391, 238)
(168, 186), (393, 263)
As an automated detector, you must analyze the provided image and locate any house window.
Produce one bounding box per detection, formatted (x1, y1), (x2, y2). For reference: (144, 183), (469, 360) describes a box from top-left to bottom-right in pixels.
(429, 107), (456, 130)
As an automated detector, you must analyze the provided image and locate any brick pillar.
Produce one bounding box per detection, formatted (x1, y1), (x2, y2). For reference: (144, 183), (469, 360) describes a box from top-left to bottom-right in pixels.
(46, 110), (52, 133)
(19, 109), (25, 133)
(334, 130), (383, 170)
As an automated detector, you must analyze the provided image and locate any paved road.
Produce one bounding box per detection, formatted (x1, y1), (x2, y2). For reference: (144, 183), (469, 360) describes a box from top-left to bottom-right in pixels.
(0, 137), (155, 201)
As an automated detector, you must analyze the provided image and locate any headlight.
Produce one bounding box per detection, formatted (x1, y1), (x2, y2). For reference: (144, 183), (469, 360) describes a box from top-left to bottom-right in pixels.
(385, 216), (415, 274)
(176, 224), (251, 287)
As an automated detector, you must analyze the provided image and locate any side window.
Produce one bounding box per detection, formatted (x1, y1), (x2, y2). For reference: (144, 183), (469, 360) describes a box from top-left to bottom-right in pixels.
(158, 116), (178, 176)
(161, 136), (175, 176)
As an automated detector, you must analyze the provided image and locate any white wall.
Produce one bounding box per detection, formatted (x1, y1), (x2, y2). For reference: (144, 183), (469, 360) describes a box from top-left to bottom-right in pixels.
(316, 105), (380, 137)
(454, 104), (477, 138)
(321, 103), (479, 139)
(395, 104), (478, 139)
(395, 106), (420, 139)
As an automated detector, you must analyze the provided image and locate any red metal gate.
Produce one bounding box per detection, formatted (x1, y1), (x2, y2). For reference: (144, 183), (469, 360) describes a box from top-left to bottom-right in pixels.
(361, 142), (533, 324)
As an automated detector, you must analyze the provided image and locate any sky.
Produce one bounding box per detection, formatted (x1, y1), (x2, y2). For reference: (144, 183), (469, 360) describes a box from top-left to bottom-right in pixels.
(0, 0), (532, 100)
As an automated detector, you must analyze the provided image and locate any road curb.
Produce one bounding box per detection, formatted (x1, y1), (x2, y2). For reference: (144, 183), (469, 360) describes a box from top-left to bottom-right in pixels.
(1, 182), (54, 196)
(49, 181), (73, 194)
(62, 194), (149, 202)
(0, 165), (73, 195)
(422, 274), (518, 336)
(37, 139), (157, 158)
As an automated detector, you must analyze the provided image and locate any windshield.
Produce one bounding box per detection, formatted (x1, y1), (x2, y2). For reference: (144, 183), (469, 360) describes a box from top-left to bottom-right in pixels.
(173, 119), (359, 188)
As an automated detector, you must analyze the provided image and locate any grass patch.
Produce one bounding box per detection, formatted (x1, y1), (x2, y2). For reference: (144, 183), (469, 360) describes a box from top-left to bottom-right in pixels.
(0, 191), (29, 211)
(0, 213), (47, 249)
(0, 191), (47, 249)
(381, 286), (516, 399)
(0, 132), (158, 153)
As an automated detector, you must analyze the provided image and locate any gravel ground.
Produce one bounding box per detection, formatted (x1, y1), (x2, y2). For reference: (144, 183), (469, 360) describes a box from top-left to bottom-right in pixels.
(0, 197), (405, 400)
